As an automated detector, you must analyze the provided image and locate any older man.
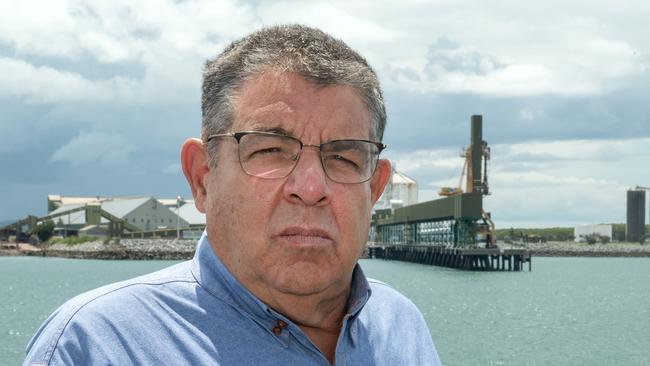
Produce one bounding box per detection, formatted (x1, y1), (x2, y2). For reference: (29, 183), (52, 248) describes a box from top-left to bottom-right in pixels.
(25, 25), (441, 365)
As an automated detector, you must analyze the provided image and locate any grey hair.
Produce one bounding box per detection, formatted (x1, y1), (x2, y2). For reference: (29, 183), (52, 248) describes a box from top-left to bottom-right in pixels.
(201, 24), (386, 167)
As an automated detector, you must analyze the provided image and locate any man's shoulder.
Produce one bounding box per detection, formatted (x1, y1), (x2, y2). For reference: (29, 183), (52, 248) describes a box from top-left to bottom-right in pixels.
(366, 278), (419, 309)
(64, 260), (196, 311)
(358, 278), (441, 365)
(363, 278), (429, 330)
(24, 260), (197, 365)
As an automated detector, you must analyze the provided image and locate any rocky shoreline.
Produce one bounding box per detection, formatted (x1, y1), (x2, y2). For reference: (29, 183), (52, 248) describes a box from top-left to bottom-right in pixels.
(2, 240), (650, 259)
(0, 239), (197, 260)
(502, 241), (650, 257)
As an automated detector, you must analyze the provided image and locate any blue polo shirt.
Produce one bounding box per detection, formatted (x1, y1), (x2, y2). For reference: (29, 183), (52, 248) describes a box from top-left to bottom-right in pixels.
(24, 232), (441, 365)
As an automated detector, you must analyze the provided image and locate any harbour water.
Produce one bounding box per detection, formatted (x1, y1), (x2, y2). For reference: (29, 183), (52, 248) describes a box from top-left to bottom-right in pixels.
(2, 256), (649, 365)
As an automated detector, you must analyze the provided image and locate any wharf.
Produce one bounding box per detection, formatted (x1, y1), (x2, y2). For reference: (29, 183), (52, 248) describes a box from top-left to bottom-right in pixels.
(367, 244), (531, 271)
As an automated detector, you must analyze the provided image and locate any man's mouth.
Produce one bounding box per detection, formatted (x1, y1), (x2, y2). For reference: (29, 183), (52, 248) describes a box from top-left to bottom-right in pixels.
(276, 227), (334, 246)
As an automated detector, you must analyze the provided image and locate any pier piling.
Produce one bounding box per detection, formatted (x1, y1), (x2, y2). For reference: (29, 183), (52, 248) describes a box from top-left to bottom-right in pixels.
(368, 244), (531, 272)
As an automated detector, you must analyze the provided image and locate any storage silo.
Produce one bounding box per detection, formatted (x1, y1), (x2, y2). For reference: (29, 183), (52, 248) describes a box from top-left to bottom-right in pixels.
(374, 164), (418, 210)
(626, 190), (646, 242)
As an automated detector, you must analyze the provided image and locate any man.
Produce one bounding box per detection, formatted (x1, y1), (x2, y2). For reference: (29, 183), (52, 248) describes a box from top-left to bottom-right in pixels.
(25, 25), (441, 365)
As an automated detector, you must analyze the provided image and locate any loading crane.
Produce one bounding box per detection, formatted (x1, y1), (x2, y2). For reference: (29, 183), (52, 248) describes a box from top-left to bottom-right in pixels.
(438, 130), (491, 196)
(437, 117), (495, 246)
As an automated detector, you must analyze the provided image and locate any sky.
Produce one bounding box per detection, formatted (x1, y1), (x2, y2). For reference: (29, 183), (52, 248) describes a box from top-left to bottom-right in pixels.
(1, 0), (649, 228)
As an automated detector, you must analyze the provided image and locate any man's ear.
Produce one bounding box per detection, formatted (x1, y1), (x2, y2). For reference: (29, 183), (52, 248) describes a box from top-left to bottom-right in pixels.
(370, 159), (391, 204)
(181, 138), (211, 213)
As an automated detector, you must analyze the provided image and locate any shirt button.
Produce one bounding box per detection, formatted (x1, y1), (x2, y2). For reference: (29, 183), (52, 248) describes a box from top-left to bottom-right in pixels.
(272, 319), (288, 335)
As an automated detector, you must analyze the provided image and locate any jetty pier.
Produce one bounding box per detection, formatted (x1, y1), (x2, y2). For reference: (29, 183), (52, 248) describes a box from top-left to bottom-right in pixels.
(367, 244), (530, 271)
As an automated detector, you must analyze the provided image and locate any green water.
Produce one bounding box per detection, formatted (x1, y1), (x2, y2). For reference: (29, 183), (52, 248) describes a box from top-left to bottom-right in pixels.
(2, 257), (649, 365)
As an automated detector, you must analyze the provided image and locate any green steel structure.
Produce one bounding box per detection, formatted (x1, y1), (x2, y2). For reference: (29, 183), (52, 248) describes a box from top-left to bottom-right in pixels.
(373, 115), (492, 249)
(373, 192), (485, 247)
(370, 115), (530, 270)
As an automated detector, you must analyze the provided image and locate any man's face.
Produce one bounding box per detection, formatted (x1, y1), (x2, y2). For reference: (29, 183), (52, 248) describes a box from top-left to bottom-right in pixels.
(202, 70), (388, 299)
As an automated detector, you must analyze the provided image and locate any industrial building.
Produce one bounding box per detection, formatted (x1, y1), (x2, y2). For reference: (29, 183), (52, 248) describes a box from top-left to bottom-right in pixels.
(49, 196), (195, 237)
(370, 115), (529, 271)
(1, 195), (206, 240)
(574, 224), (612, 242)
(374, 166), (418, 210)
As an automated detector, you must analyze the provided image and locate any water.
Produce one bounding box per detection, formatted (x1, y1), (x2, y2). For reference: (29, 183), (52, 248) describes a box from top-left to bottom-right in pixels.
(2, 257), (649, 365)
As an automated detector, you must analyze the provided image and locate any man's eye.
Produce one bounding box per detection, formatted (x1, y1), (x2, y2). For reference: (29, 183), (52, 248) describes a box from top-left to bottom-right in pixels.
(326, 154), (360, 168)
(252, 147), (283, 155)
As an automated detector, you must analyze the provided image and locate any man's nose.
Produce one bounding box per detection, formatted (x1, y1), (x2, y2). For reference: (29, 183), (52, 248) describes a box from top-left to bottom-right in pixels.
(282, 148), (332, 206)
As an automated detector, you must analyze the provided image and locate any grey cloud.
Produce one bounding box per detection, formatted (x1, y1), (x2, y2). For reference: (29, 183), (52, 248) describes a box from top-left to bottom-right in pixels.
(21, 52), (148, 83)
(382, 81), (650, 152)
(50, 131), (136, 165)
(425, 37), (505, 76)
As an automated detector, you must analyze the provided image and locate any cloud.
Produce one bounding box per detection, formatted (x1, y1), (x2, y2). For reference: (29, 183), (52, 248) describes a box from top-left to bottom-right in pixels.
(0, 0), (259, 106)
(0, 57), (138, 103)
(496, 138), (650, 165)
(383, 88), (650, 151)
(386, 136), (650, 224)
(257, 2), (398, 46)
(50, 131), (136, 165)
(386, 38), (628, 97)
(1, 0), (649, 226)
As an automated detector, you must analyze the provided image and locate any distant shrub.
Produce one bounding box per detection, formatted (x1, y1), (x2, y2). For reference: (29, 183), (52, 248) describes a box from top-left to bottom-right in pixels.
(495, 227), (574, 242)
(584, 234), (598, 245)
(50, 236), (98, 246)
(31, 220), (55, 242)
(583, 234), (610, 245)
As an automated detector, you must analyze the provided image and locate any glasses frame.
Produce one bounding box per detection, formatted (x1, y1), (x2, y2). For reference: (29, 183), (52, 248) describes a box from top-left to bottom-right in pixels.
(205, 131), (387, 184)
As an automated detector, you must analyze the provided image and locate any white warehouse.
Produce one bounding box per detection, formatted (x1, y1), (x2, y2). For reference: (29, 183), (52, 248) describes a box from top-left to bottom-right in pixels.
(574, 224), (612, 242)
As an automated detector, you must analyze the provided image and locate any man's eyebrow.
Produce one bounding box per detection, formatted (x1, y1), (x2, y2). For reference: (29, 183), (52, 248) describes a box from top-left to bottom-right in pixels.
(248, 125), (292, 136)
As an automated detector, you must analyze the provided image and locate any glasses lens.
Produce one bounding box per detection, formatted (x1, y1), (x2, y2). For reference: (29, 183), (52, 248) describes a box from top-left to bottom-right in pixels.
(238, 133), (300, 178)
(321, 140), (379, 183)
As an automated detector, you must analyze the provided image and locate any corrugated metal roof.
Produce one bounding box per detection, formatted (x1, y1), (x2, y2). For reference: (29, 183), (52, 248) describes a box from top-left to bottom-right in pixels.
(48, 203), (86, 216)
(178, 203), (206, 226)
(48, 195), (105, 205)
(48, 203), (87, 225)
(158, 198), (195, 207)
(101, 197), (151, 218)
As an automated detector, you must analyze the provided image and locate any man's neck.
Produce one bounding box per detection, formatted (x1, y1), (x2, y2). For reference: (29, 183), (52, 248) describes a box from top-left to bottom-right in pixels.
(253, 281), (351, 364)
(273, 288), (348, 364)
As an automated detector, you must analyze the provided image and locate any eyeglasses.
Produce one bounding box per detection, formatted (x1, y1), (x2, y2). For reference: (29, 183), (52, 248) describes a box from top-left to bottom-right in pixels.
(206, 131), (386, 184)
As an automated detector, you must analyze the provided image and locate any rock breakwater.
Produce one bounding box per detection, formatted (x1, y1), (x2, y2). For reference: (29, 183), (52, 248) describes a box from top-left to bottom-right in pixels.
(503, 241), (650, 257)
(42, 238), (197, 260)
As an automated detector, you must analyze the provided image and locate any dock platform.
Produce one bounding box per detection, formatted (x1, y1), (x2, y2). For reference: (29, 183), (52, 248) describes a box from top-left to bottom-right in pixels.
(367, 244), (531, 271)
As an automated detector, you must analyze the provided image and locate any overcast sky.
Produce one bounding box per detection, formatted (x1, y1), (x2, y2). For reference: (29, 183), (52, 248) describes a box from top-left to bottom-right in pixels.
(1, 0), (649, 227)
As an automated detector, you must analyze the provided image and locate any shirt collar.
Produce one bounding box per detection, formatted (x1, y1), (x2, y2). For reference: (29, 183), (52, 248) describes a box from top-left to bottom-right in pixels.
(190, 231), (372, 344)
(190, 231), (271, 319)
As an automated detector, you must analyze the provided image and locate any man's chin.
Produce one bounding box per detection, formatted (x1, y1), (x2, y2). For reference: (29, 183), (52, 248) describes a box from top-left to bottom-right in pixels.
(269, 264), (344, 297)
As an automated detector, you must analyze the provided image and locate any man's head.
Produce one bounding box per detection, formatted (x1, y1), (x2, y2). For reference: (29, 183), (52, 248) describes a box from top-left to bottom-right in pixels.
(182, 25), (391, 306)
(201, 24), (387, 164)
